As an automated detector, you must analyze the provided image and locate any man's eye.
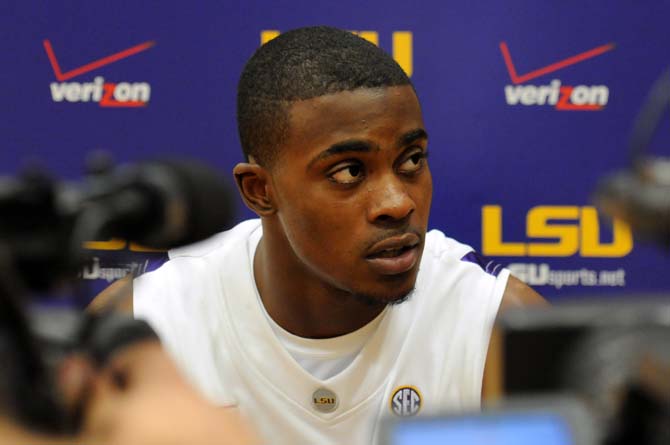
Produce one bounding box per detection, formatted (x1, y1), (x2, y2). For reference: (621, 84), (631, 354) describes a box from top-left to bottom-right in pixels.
(329, 164), (364, 184)
(398, 152), (426, 174)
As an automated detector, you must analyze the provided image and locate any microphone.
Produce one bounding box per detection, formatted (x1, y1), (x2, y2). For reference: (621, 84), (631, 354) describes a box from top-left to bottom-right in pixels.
(78, 159), (235, 249)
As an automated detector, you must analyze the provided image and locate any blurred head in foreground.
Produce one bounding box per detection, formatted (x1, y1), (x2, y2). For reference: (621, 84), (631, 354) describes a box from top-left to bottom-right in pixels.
(0, 283), (258, 445)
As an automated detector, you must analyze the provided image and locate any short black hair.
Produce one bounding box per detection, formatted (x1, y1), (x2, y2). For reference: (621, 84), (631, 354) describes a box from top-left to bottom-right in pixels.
(236, 26), (412, 167)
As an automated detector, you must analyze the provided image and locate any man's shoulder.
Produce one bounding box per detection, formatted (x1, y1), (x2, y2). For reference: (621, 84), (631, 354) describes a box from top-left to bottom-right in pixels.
(137, 219), (260, 274)
(133, 218), (260, 298)
(423, 229), (505, 278)
(168, 218), (261, 260)
(424, 229), (474, 260)
(132, 219), (260, 326)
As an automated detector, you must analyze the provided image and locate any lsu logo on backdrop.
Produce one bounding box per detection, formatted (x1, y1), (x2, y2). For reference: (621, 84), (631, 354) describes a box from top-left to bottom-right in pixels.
(261, 30), (413, 76)
(499, 41), (615, 110)
(482, 205), (633, 257)
(43, 39), (154, 107)
(390, 386), (422, 417)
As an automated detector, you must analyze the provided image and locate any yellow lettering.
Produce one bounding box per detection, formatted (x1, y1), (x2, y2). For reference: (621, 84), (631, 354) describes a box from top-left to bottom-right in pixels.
(352, 30), (378, 45)
(580, 207), (633, 257)
(392, 31), (413, 77)
(482, 205), (634, 258)
(260, 30), (280, 45)
(482, 205), (525, 256)
(129, 242), (165, 253)
(83, 239), (127, 251)
(82, 239), (165, 252)
(259, 30), (413, 76)
(526, 206), (579, 256)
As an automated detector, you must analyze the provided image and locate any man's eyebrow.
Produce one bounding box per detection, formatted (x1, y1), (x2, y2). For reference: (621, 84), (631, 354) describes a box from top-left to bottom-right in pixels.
(308, 140), (374, 168)
(399, 128), (428, 147)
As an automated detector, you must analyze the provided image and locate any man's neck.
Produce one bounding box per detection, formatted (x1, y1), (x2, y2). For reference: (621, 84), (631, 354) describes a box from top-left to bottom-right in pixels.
(253, 227), (385, 339)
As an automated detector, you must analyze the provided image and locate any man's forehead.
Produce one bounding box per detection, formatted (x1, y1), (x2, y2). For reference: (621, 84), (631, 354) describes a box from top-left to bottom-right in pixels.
(269, 85), (424, 168)
(288, 85), (417, 112)
(285, 85), (422, 137)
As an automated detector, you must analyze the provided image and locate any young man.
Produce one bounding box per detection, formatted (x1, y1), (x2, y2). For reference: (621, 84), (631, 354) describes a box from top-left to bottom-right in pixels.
(103, 26), (543, 444)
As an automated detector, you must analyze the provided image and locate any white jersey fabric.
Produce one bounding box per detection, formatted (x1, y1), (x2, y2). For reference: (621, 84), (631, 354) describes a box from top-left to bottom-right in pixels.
(262, 296), (387, 381)
(134, 219), (509, 445)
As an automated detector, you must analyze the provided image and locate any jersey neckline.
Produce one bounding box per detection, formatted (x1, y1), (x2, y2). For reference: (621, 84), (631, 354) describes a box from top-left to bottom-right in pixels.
(215, 221), (412, 421)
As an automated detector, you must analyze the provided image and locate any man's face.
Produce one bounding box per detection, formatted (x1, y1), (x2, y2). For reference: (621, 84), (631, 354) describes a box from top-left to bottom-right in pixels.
(269, 85), (432, 304)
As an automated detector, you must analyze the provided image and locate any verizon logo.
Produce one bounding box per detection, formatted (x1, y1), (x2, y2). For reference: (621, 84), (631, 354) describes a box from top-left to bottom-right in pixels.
(504, 79), (608, 110)
(499, 41), (614, 111)
(50, 76), (150, 106)
(43, 39), (154, 108)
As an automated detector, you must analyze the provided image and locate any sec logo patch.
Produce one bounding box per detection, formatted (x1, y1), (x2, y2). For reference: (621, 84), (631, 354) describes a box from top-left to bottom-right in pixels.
(390, 385), (422, 417)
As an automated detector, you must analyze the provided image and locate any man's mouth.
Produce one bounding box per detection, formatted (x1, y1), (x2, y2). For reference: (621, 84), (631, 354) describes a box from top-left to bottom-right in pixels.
(365, 233), (421, 275)
(367, 244), (416, 259)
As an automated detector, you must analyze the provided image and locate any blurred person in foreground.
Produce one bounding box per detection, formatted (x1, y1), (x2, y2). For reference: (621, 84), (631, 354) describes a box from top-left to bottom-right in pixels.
(0, 338), (259, 445)
(93, 26), (545, 444)
(0, 307), (258, 445)
(59, 336), (259, 445)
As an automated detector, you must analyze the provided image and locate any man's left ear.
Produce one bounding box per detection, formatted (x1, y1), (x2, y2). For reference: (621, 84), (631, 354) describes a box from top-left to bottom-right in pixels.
(232, 162), (277, 216)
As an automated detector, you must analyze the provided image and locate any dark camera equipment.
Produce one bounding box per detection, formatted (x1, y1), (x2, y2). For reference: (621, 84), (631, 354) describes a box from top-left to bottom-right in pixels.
(595, 68), (670, 246)
(0, 270), (67, 432)
(0, 157), (235, 434)
(0, 158), (235, 292)
(500, 301), (670, 445)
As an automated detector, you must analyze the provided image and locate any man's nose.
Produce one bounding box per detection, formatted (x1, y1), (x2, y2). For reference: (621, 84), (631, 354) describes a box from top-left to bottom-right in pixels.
(366, 174), (415, 224)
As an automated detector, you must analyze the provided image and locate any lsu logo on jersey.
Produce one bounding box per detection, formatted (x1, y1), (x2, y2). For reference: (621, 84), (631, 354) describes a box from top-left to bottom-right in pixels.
(261, 30), (413, 77)
(390, 386), (422, 417)
(482, 205), (633, 257)
(311, 388), (338, 413)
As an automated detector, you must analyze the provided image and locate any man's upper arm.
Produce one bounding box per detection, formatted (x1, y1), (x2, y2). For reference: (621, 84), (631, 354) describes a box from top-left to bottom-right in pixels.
(482, 275), (547, 401)
(499, 274), (548, 311)
(87, 275), (134, 314)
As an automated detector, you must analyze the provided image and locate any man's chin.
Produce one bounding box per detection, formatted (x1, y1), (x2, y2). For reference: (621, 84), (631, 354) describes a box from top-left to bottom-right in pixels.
(350, 286), (415, 307)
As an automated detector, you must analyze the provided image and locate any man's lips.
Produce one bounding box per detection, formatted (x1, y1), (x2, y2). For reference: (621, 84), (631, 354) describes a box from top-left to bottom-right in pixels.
(365, 233), (421, 275)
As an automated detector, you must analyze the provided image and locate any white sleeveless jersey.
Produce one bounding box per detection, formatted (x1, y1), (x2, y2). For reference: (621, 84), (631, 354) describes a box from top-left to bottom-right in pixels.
(134, 219), (509, 445)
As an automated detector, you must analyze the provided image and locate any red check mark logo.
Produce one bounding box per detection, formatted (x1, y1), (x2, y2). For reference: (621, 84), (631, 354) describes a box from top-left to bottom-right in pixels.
(499, 41), (615, 85)
(43, 39), (155, 81)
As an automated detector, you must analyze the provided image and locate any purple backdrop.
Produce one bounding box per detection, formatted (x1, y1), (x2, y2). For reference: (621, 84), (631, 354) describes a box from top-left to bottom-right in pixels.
(2, 1), (669, 301)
